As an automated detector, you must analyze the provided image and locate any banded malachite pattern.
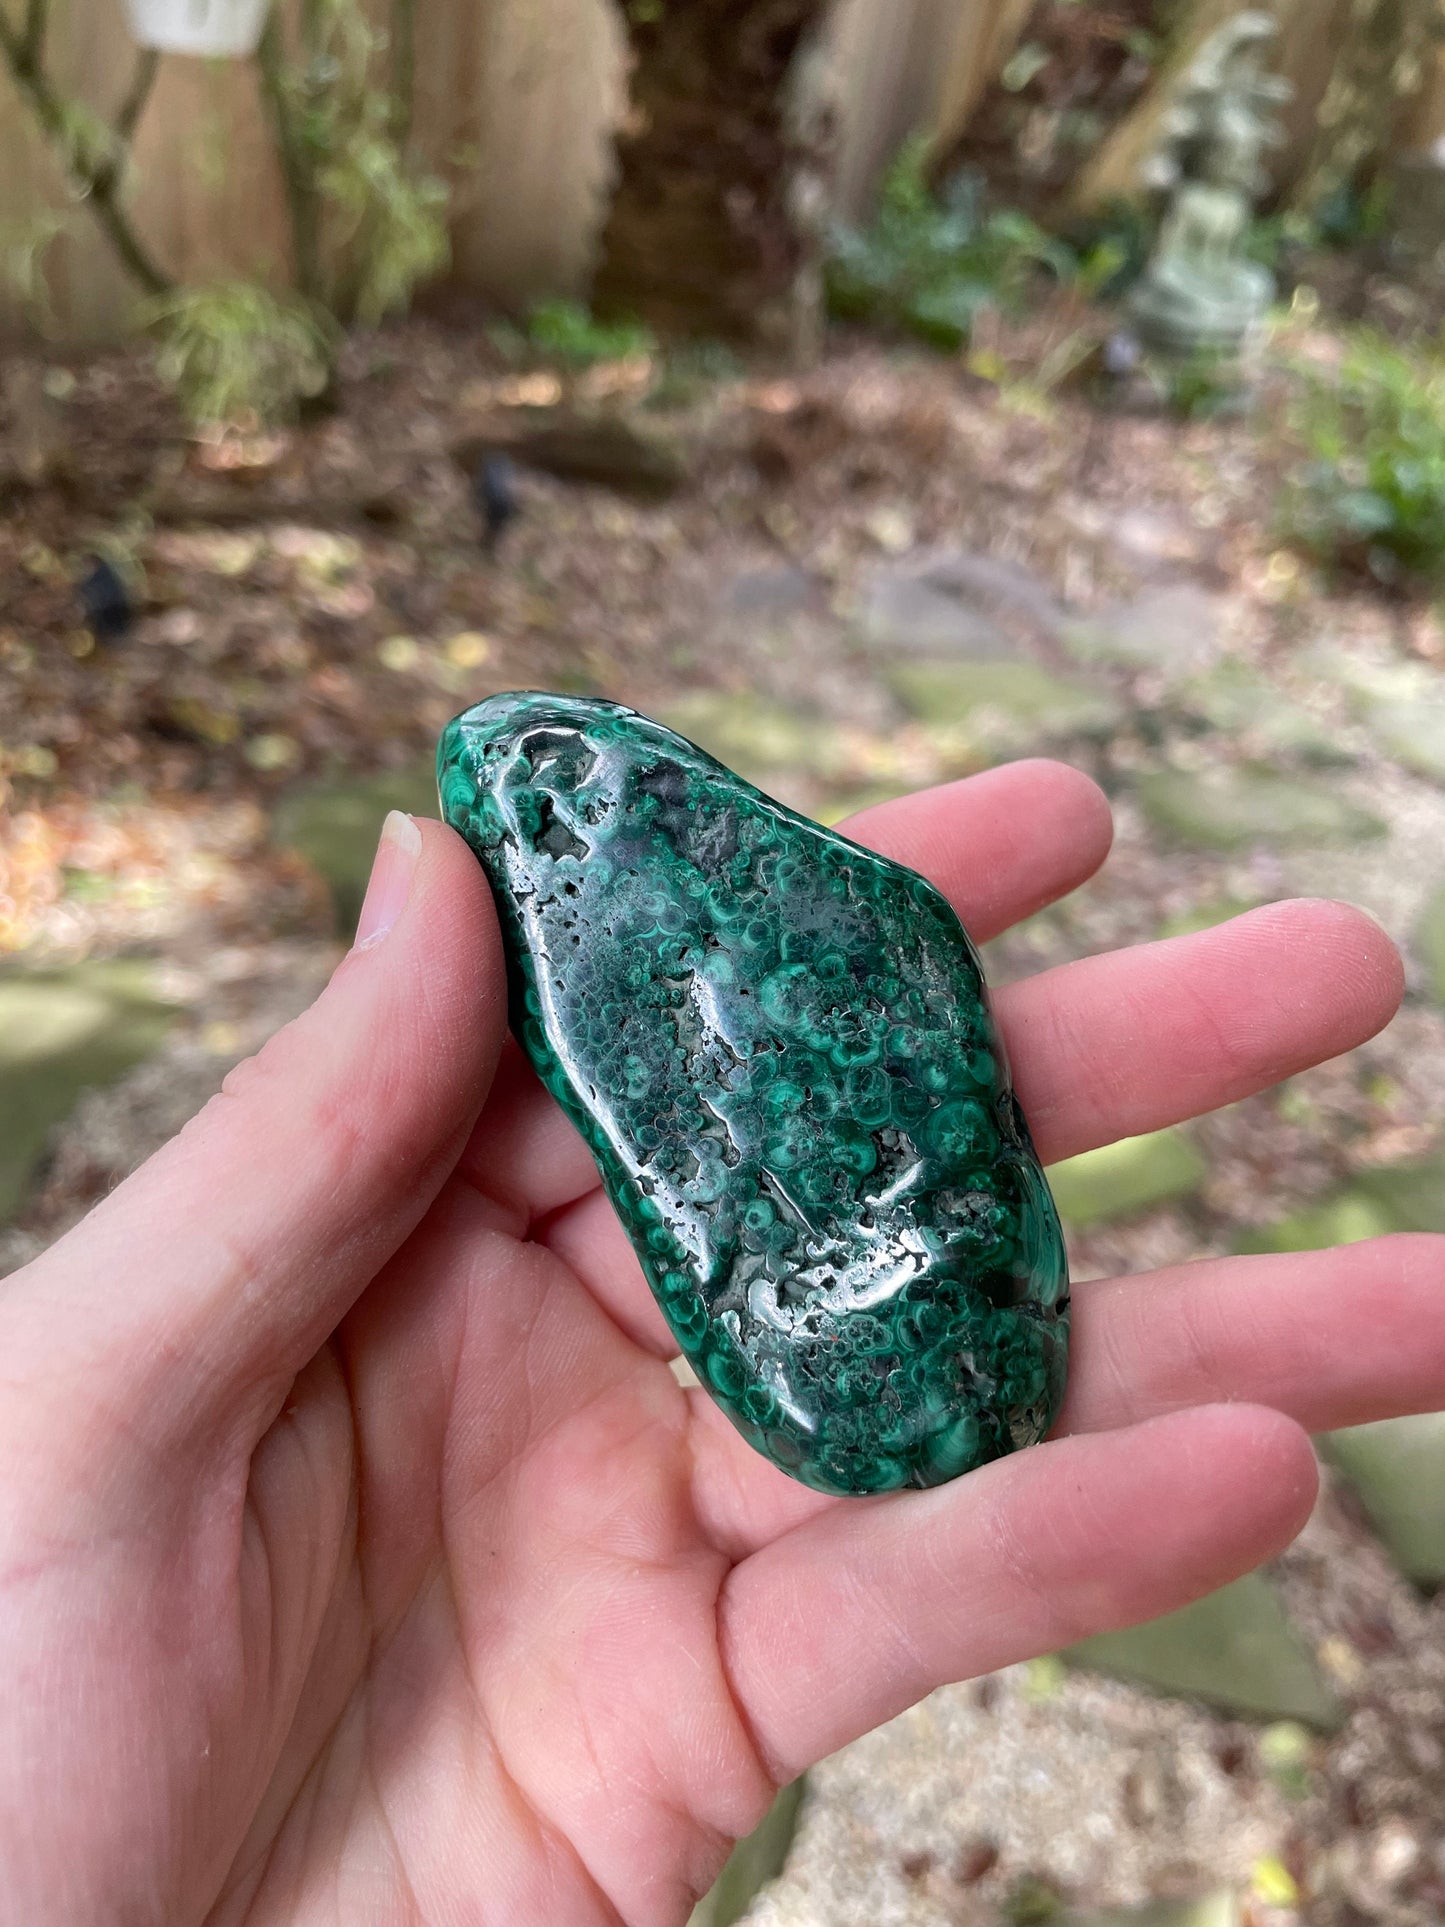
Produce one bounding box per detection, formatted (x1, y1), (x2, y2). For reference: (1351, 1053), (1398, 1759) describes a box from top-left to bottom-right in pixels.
(438, 693), (1068, 1495)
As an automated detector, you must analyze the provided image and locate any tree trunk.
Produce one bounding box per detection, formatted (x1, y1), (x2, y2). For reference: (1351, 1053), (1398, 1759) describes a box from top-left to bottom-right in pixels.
(591, 0), (832, 341)
(1295, 0), (1445, 205)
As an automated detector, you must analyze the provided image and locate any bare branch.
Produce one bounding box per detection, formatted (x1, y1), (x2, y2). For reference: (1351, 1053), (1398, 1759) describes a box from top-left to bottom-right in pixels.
(390, 0), (416, 146)
(19, 0), (45, 73)
(114, 46), (160, 146)
(0, 11), (172, 297)
(254, 9), (323, 301)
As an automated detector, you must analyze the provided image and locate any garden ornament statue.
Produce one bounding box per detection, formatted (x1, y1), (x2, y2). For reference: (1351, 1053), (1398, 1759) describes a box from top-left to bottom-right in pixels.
(1129, 10), (1293, 359)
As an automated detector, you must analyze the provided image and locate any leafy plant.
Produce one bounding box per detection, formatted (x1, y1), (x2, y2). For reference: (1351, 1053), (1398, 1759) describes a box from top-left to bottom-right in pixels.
(257, 0), (449, 325)
(147, 283), (337, 426)
(1159, 349), (1245, 421)
(320, 114), (450, 325)
(826, 140), (1074, 351)
(1061, 198), (1153, 299)
(0, 210), (71, 333)
(502, 300), (658, 368)
(1284, 330), (1445, 586)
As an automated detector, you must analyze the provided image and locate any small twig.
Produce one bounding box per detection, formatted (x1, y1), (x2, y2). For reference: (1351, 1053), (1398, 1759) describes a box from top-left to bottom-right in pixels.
(0, 11), (172, 296)
(114, 46), (160, 147)
(390, 0), (416, 147)
(18, 0), (45, 73)
(255, 10), (324, 302)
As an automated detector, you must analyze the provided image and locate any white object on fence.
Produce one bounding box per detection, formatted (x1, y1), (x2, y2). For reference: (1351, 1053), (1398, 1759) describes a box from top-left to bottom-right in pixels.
(122, 0), (271, 57)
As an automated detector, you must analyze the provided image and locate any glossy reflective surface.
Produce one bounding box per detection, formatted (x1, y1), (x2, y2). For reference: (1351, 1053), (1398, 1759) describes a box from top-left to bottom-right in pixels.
(438, 693), (1068, 1495)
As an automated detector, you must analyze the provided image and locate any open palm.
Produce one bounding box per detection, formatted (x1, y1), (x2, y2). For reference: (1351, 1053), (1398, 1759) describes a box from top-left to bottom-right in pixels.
(1, 763), (1437, 1927)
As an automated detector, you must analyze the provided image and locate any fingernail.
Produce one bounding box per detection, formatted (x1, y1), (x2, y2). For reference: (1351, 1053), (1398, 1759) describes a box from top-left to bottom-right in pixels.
(355, 811), (422, 950)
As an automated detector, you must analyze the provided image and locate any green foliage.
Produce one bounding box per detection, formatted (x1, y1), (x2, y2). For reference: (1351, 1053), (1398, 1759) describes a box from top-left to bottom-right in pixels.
(1310, 175), (1393, 251)
(0, 211), (71, 333)
(319, 116), (449, 325)
(1246, 177), (1393, 278)
(1284, 330), (1445, 586)
(147, 283), (336, 427)
(273, 0), (450, 323)
(1160, 350), (1243, 420)
(497, 300), (658, 368)
(826, 140), (1074, 351)
(50, 96), (124, 186)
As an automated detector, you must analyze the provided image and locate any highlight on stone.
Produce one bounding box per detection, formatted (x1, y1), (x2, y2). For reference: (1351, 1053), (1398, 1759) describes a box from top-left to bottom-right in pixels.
(438, 692), (1068, 1495)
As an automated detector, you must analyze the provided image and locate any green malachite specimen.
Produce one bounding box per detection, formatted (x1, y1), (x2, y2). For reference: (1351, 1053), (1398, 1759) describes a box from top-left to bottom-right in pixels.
(438, 693), (1069, 1495)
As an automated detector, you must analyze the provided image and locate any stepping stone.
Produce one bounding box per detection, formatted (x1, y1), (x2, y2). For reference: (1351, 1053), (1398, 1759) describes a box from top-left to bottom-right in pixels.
(857, 570), (1013, 660)
(1065, 1896), (1241, 1927)
(1064, 584), (1224, 681)
(856, 547), (1066, 660)
(273, 765), (440, 933)
(1066, 1573), (1342, 1729)
(1234, 1187), (1398, 1255)
(715, 564), (820, 629)
(1181, 661), (1348, 765)
(1229, 1164), (1445, 1586)
(0, 960), (178, 1223)
(656, 693), (850, 788)
(1417, 882), (1445, 1004)
(1156, 897), (1261, 941)
(1352, 1155), (1445, 1234)
(1047, 1129), (1206, 1229)
(887, 660), (1121, 746)
(815, 782), (915, 826)
(1136, 766), (1386, 851)
(1313, 649), (1445, 783)
(1366, 699), (1445, 786)
(1322, 1415), (1445, 1587)
(1235, 1150), (1445, 1257)
(688, 1779), (806, 1927)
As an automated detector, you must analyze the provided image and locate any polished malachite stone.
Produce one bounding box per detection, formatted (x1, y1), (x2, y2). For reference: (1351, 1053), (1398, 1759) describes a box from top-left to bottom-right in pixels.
(437, 693), (1069, 1495)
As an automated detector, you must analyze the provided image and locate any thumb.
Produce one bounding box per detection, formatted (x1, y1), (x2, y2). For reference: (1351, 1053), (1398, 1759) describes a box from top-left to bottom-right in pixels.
(7, 813), (507, 1461)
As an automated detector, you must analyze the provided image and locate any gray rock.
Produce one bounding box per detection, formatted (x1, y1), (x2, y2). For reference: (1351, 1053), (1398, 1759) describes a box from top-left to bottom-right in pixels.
(273, 766), (440, 933)
(689, 1780), (806, 1927)
(1322, 1416), (1445, 1587)
(656, 692), (850, 787)
(1234, 1189), (1399, 1256)
(1066, 1895), (1241, 1927)
(0, 960), (179, 1223)
(1368, 699), (1445, 786)
(717, 564), (821, 625)
(855, 547), (1067, 660)
(857, 571), (1013, 660)
(1065, 584), (1225, 681)
(1156, 897), (1262, 941)
(1182, 661), (1349, 765)
(887, 660), (1122, 746)
(1067, 1574), (1342, 1729)
(1414, 880), (1445, 1003)
(1136, 766), (1387, 851)
(1048, 1129), (1207, 1228)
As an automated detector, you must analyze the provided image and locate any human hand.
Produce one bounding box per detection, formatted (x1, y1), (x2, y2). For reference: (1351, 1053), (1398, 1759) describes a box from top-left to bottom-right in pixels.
(0, 764), (1433, 1925)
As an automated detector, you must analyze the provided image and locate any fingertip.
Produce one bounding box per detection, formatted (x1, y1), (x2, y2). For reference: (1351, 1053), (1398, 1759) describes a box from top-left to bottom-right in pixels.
(1144, 1401), (1319, 1571)
(407, 818), (506, 997)
(1208, 894), (1401, 977)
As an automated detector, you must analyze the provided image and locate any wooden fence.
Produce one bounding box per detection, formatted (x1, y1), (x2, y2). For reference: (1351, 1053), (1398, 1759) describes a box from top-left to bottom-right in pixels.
(2, 0), (1443, 346)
